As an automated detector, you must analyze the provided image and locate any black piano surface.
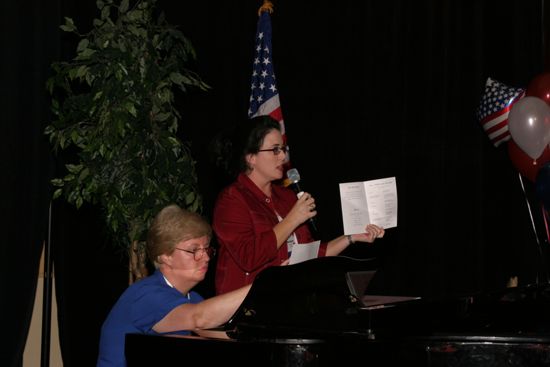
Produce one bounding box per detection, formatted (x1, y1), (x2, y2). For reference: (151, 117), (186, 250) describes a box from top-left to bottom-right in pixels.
(125, 256), (550, 366)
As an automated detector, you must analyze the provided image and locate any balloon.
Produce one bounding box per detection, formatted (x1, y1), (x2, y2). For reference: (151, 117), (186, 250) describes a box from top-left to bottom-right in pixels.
(477, 77), (525, 148)
(508, 96), (550, 159)
(536, 162), (550, 210)
(527, 72), (550, 105)
(508, 139), (550, 182)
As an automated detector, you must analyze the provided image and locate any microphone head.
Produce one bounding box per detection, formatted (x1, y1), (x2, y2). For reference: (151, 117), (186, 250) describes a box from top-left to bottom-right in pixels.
(286, 168), (300, 183)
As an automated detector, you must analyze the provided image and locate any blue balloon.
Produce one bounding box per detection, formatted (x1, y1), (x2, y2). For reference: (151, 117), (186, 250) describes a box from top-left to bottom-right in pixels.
(535, 162), (550, 209)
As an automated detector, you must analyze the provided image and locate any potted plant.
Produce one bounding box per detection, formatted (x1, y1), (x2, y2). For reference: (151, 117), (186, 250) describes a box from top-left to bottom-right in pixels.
(45, 0), (208, 283)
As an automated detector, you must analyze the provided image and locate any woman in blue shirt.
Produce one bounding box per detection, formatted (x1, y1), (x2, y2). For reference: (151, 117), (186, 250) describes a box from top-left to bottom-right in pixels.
(97, 204), (251, 367)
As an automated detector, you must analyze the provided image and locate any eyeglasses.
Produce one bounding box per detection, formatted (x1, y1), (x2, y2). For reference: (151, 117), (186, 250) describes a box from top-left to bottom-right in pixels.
(174, 246), (216, 260)
(258, 145), (289, 156)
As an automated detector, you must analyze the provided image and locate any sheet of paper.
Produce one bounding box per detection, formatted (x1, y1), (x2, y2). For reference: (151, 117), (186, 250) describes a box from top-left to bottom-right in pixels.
(339, 182), (370, 235)
(363, 177), (398, 229)
(289, 240), (320, 265)
(339, 177), (397, 234)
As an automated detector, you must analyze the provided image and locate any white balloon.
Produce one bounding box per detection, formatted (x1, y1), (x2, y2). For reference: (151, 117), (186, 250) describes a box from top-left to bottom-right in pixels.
(508, 96), (550, 159)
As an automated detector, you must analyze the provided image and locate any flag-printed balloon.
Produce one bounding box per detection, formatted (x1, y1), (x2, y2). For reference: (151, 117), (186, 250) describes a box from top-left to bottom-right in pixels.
(476, 77), (525, 147)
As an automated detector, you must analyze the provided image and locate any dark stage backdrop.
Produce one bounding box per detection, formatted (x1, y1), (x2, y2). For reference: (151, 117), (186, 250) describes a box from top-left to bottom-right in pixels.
(3, 0), (549, 366)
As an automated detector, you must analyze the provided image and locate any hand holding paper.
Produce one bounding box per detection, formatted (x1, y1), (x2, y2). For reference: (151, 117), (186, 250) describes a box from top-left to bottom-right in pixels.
(355, 223), (385, 242)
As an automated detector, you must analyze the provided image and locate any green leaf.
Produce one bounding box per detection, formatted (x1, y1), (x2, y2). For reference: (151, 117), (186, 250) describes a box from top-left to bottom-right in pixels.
(124, 102), (137, 117)
(59, 135), (67, 149)
(66, 164), (82, 174)
(101, 5), (111, 20)
(76, 48), (96, 60)
(53, 188), (63, 199)
(119, 0), (129, 13)
(44, 125), (54, 136)
(75, 65), (89, 79)
(126, 10), (144, 23)
(169, 72), (192, 87)
(51, 178), (64, 187)
(168, 137), (179, 146)
(60, 17), (76, 33)
(71, 129), (80, 144)
(185, 191), (195, 205)
(77, 39), (90, 52)
(154, 112), (170, 122)
(79, 167), (90, 181)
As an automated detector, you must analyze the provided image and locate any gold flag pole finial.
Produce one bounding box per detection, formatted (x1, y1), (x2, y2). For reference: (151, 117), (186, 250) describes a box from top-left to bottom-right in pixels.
(258, 0), (274, 16)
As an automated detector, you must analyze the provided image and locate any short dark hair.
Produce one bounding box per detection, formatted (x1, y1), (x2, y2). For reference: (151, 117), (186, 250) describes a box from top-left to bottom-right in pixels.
(209, 115), (281, 178)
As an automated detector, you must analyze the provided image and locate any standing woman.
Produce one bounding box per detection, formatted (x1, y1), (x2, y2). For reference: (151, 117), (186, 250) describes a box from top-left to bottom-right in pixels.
(210, 116), (385, 295)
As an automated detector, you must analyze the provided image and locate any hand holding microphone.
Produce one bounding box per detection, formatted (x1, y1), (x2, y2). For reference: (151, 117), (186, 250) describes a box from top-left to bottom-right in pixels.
(296, 191), (316, 214)
(285, 168), (319, 235)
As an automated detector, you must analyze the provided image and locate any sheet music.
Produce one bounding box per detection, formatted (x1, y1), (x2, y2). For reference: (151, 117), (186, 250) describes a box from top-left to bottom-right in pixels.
(360, 295), (421, 309)
(289, 241), (320, 265)
(339, 177), (397, 234)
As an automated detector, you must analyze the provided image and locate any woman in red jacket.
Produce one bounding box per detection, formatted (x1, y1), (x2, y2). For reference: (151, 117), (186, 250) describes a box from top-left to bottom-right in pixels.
(211, 116), (384, 295)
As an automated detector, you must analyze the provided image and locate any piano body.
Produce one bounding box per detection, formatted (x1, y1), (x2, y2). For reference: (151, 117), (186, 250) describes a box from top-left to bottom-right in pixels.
(125, 256), (550, 366)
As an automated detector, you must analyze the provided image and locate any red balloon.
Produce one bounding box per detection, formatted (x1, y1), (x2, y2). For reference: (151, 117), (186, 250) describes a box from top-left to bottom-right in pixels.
(508, 139), (550, 182)
(526, 72), (550, 105)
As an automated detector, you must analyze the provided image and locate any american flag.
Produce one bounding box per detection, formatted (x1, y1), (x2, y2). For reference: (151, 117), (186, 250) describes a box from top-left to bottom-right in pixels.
(477, 77), (525, 147)
(248, 10), (286, 141)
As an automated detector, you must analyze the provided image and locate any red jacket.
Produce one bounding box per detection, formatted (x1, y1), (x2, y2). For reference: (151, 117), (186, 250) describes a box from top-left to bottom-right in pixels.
(213, 173), (326, 294)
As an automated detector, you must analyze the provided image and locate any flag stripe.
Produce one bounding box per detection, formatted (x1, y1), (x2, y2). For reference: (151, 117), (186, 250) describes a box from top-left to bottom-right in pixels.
(481, 107), (510, 127)
(251, 94), (281, 118)
(485, 119), (509, 135)
(488, 125), (510, 140)
(491, 131), (511, 146)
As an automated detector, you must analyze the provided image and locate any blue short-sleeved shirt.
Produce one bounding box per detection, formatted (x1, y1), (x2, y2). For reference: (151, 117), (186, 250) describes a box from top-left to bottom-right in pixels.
(97, 269), (203, 367)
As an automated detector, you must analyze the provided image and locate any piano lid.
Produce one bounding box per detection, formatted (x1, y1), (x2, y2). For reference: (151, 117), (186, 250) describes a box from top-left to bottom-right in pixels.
(221, 255), (550, 342)
(224, 256), (382, 338)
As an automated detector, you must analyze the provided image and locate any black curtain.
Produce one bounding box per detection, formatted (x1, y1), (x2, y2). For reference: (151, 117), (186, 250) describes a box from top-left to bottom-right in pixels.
(2, 1), (548, 366)
(1, 1), (59, 366)
(175, 0), (548, 296)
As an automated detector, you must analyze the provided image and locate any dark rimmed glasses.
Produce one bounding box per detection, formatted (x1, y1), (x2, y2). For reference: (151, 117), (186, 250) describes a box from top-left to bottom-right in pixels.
(174, 246), (216, 260)
(258, 145), (289, 156)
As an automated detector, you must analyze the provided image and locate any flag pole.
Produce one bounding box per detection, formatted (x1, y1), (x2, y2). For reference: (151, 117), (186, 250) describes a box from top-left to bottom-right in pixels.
(250, 0), (290, 172)
(41, 200), (53, 367)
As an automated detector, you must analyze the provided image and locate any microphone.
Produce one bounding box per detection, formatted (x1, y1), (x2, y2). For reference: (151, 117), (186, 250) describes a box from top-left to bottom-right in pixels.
(286, 168), (304, 194)
(285, 168), (318, 235)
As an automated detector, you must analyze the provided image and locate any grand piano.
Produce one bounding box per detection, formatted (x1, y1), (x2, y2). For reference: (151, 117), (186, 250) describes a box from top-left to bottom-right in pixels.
(125, 256), (550, 366)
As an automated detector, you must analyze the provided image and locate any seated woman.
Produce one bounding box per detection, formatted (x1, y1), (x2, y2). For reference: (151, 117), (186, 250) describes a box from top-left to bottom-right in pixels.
(210, 116), (385, 295)
(97, 204), (251, 367)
